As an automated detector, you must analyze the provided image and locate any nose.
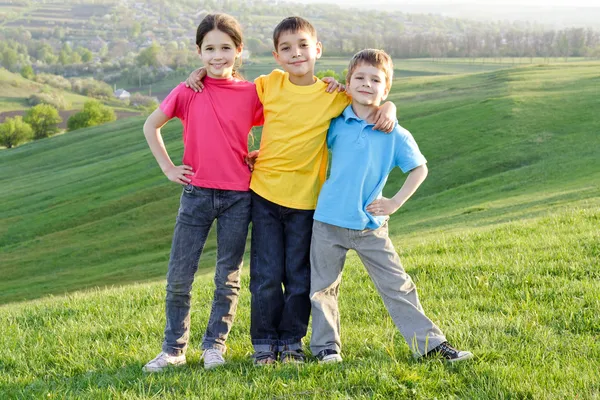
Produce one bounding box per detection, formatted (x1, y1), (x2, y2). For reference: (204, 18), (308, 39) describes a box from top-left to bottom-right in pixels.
(292, 46), (301, 57)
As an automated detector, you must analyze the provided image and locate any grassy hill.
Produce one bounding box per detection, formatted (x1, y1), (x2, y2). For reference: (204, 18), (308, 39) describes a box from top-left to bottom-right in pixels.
(1, 61), (599, 398)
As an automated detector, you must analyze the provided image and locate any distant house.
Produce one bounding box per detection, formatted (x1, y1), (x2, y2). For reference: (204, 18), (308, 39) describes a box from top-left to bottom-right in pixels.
(114, 89), (131, 100)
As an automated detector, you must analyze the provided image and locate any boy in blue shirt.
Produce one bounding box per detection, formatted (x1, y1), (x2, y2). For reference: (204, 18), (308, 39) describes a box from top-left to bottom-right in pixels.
(310, 49), (473, 363)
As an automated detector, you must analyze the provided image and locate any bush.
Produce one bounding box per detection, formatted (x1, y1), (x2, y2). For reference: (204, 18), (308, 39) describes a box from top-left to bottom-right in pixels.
(24, 104), (62, 139)
(28, 92), (71, 110)
(21, 65), (35, 80)
(67, 100), (116, 131)
(70, 78), (113, 99)
(0, 116), (33, 149)
(34, 73), (72, 91)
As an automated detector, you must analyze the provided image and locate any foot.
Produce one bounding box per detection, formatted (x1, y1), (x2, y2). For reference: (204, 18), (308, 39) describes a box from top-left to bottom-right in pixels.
(252, 350), (277, 366)
(280, 347), (306, 364)
(142, 351), (186, 372)
(425, 342), (473, 363)
(315, 349), (342, 364)
(202, 348), (225, 370)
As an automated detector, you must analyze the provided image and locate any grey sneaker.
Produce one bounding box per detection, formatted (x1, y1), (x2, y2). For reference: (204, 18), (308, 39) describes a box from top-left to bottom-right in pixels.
(315, 349), (343, 364)
(425, 342), (473, 363)
(202, 348), (225, 370)
(142, 351), (186, 372)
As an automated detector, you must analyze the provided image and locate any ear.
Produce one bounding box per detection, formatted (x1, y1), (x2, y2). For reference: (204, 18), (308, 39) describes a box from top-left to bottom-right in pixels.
(236, 43), (244, 57)
(196, 44), (201, 55)
(382, 86), (390, 101)
(272, 50), (284, 68)
(315, 41), (323, 60)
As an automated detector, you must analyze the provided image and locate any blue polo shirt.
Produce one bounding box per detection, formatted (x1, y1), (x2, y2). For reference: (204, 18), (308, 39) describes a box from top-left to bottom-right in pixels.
(314, 105), (427, 230)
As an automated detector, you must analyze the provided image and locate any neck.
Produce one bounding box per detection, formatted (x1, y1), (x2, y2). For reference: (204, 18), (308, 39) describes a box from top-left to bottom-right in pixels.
(288, 72), (315, 86)
(351, 102), (380, 124)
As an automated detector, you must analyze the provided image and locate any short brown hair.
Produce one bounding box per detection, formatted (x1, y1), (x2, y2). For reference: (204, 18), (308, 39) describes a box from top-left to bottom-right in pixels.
(272, 16), (317, 50)
(346, 49), (394, 91)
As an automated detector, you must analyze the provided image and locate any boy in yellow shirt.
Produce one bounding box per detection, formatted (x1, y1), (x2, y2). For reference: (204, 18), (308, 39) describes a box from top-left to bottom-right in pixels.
(188, 16), (396, 365)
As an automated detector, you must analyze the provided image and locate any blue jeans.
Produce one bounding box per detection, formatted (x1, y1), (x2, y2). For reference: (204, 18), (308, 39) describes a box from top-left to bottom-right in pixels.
(162, 185), (251, 356)
(249, 192), (314, 352)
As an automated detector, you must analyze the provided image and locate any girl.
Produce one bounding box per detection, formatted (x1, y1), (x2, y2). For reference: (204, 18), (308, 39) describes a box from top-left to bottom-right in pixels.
(142, 13), (263, 372)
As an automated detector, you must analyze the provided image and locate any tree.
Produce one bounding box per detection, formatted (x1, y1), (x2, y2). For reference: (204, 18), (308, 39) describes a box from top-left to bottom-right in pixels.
(21, 65), (35, 80)
(24, 104), (62, 139)
(67, 100), (116, 131)
(2, 48), (18, 71)
(0, 116), (33, 149)
(136, 42), (163, 67)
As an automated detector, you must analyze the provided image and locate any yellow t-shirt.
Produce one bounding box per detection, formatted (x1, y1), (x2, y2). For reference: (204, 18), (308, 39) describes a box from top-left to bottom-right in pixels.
(251, 69), (350, 210)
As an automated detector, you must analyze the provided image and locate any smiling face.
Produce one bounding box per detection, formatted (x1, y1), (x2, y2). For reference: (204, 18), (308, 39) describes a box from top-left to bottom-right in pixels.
(346, 63), (389, 107)
(272, 29), (322, 82)
(197, 29), (242, 79)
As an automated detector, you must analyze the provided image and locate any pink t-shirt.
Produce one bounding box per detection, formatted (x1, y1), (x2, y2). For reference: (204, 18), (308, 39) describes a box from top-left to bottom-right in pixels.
(160, 77), (263, 191)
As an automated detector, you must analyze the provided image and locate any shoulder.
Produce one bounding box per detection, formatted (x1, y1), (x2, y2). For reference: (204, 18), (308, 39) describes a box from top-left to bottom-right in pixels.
(165, 82), (194, 101)
(255, 69), (285, 85)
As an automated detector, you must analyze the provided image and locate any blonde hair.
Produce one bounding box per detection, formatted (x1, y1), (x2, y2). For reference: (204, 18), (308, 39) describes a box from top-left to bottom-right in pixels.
(346, 49), (394, 91)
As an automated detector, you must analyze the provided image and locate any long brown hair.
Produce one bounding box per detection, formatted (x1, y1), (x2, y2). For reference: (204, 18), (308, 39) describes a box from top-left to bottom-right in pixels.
(196, 13), (244, 80)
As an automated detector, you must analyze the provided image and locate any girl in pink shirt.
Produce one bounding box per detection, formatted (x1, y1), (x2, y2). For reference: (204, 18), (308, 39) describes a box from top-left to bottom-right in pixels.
(142, 13), (263, 372)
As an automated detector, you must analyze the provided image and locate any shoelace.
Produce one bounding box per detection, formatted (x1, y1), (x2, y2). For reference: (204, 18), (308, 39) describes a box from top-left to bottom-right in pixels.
(436, 342), (458, 357)
(204, 350), (223, 363)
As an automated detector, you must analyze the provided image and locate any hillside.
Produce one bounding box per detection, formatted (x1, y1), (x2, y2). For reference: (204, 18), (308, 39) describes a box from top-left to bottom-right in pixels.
(0, 61), (599, 398)
(0, 68), (140, 131)
(2, 61), (599, 304)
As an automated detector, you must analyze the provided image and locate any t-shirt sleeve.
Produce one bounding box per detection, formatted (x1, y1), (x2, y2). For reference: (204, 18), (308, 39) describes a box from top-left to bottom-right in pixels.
(394, 128), (427, 173)
(331, 91), (351, 115)
(252, 89), (264, 127)
(159, 83), (189, 120)
(254, 75), (267, 104)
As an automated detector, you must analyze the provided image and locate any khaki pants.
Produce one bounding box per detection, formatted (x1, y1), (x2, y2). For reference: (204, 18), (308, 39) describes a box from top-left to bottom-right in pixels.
(309, 220), (446, 356)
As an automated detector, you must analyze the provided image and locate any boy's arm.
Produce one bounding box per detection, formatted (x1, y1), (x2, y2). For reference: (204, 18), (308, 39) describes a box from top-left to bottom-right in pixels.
(143, 108), (193, 185)
(366, 164), (427, 216)
(373, 101), (397, 133)
(185, 67), (207, 92)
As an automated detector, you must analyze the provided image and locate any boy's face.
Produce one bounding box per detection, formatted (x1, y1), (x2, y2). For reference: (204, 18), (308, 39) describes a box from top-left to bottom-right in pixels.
(272, 29), (322, 79)
(347, 63), (389, 107)
(197, 29), (242, 79)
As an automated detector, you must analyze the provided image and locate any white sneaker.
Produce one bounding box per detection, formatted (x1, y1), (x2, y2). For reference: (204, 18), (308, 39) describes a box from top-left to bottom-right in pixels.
(202, 348), (226, 369)
(142, 351), (186, 372)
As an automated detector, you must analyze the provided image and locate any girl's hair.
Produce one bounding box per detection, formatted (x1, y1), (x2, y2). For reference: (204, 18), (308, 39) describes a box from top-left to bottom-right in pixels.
(196, 13), (244, 80)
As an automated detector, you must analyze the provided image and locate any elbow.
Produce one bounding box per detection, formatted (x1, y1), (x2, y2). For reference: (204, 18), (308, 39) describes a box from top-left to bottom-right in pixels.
(419, 163), (428, 178)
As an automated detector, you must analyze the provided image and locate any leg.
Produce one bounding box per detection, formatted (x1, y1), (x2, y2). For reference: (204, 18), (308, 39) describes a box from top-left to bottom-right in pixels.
(249, 192), (285, 352)
(354, 223), (446, 356)
(278, 206), (315, 350)
(163, 186), (216, 356)
(202, 190), (252, 352)
(309, 221), (349, 355)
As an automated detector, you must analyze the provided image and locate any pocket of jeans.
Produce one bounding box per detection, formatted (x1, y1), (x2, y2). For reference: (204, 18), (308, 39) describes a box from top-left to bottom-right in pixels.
(183, 184), (194, 195)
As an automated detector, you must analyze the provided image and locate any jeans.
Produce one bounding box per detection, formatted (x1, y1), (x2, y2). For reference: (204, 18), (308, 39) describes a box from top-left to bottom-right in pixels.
(162, 185), (251, 356)
(310, 220), (446, 356)
(249, 192), (314, 352)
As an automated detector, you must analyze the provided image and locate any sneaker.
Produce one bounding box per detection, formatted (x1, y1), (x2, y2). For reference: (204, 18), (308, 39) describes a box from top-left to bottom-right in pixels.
(142, 351), (186, 372)
(426, 341), (473, 363)
(280, 347), (306, 364)
(252, 350), (277, 366)
(202, 348), (225, 370)
(315, 349), (343, 364)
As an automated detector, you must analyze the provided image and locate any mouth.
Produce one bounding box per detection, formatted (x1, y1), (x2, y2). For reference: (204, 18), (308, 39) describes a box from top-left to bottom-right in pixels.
(211, 63), (226, 69)
(289, 60), (306, 66)
(357, 90), (372, 95)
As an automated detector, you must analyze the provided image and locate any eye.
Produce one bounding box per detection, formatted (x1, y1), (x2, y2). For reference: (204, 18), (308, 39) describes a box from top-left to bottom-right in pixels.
(301, 43), (308, 47)
(355, 76), (363, 80)
(373, 78), (381, 83)
(281, 46), (290, 51)
(204, 46), (213, 51)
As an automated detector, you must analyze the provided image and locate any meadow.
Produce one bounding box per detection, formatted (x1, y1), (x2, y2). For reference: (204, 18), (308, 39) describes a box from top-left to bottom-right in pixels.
(0, 61), (599, 398)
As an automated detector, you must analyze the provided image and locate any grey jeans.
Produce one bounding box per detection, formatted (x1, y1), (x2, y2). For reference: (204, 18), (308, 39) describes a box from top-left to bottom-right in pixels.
(162, 185), (251, 356)
(309, 220), (446, 356)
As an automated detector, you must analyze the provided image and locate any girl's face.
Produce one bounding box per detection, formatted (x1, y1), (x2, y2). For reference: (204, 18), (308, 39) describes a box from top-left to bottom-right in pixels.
(197, 29), (242, 79)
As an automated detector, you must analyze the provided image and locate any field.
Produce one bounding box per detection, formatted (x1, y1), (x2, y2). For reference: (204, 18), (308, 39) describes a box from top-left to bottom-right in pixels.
(1, 61), (599, 398)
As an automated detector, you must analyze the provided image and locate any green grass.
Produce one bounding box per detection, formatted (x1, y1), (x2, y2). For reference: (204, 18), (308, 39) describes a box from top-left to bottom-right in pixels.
(1, 61), (600, 398)
(0, 206), (598, 398)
